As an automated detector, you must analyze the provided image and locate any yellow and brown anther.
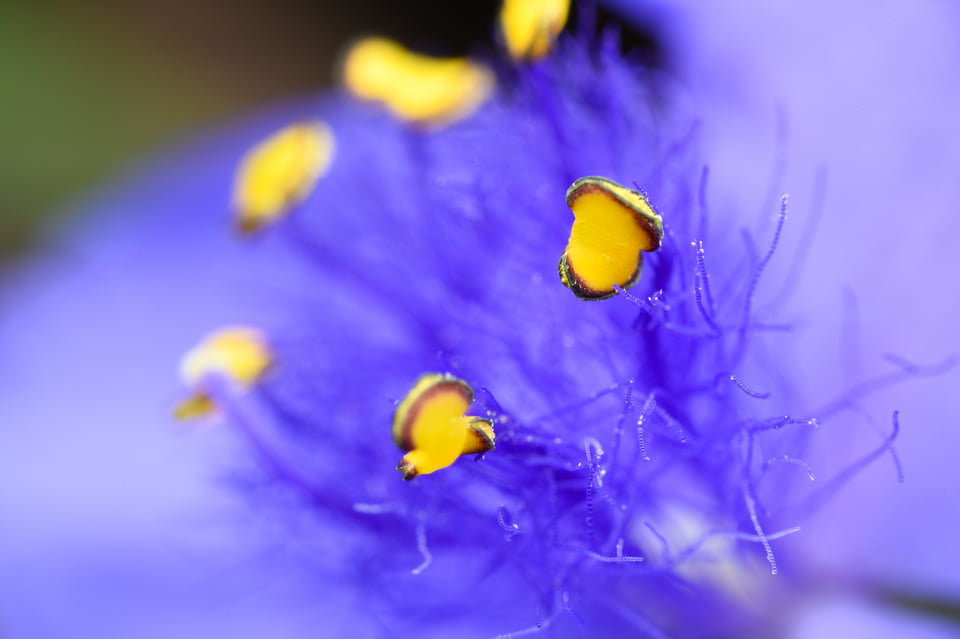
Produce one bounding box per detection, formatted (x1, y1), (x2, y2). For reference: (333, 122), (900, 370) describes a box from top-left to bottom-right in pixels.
(559, 176), (664, 300)
(392, 373), (495, 480)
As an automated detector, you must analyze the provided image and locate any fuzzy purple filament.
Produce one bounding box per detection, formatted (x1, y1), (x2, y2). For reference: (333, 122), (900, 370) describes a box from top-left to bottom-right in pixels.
(187, 22), (863, 638)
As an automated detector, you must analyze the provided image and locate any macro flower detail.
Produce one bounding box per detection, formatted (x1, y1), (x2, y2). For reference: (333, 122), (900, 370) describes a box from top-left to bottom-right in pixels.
(175, 326), (272, 420)
(8, 2), (957, 638)
(180, 8), (880, 635)
(392, 373), (495, 480)
(342, 37), (495, 126)
(232, 121), (334, 234)
(558, 175), (664, 300)
(499, 0), (571, 61)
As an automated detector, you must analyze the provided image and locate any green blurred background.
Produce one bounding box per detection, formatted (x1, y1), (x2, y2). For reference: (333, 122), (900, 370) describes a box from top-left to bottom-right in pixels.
(0, 0), (504, 264)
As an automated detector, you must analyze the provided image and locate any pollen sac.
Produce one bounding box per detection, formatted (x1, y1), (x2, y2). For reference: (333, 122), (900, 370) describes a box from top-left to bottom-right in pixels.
(342, 37), (494, 126)
(392, 373), (495, 481)
(174, 327), (273, 420)
(233, 122), (334, 235)
(558, 176), (664, 301)
(499, 0), (571, 61)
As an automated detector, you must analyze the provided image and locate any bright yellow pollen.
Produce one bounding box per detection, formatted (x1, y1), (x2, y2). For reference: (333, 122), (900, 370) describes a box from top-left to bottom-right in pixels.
(499, 0), (571, 61)
(175, 327), (273, 420)
(559, 176), (663, 300)
(342, 37), (494, 125)
(233, 122), (333, 235)
(392, 374), (495, 480)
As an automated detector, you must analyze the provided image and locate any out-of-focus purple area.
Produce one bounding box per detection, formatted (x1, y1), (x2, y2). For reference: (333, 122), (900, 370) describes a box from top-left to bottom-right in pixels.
(649, 2), (960, 626)
(0, 0), (506, 262)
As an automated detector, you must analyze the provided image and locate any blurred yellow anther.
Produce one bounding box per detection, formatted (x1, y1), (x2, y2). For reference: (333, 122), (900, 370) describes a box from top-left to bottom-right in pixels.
(499, 0), (571, 61)
(233, 122), (333, 235)
(392, 373), (495, 480)
(342, 37), (494, 126)
(559, 176), (664, 301)
(174, 327), (273, 420)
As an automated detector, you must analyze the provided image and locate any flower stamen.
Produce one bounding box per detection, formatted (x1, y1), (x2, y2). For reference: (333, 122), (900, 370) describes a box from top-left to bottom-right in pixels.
(499, 0), (571, 61)
(233, 122), (333, 235)
(393, 373), (495, 480)
(175, 326), (272, 420)
(559, 176), (664, 300)
(342, 37), (494, 126)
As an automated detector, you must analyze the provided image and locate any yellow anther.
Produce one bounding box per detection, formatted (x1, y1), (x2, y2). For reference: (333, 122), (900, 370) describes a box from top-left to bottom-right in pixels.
(342, 37), (494, 126)
(392, 373), (495, 480)
(499, 0), (571, 61)
(233, 122), (334, 235)
(559, 176), (664, 300)
(174, 327), (273, 420)
(462, 418), (497, 455)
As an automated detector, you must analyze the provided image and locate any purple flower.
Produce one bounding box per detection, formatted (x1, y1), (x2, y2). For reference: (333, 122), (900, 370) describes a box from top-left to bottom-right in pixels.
(2, 2), (959, 638)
